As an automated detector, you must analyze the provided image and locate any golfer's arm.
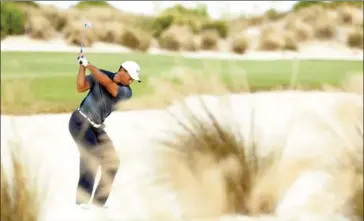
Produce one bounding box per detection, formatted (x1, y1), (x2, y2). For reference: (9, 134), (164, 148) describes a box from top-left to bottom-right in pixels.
(86, 64), (118, 97)
(76, 65), (90, 93)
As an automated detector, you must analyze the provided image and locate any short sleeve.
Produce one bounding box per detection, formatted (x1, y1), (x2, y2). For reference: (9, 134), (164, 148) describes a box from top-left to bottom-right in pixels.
(86, 74), (95, 87)
(115, 86), (132, 101)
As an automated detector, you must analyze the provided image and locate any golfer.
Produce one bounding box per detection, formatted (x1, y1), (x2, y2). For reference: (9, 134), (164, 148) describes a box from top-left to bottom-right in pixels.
(68, 54), (141, 209)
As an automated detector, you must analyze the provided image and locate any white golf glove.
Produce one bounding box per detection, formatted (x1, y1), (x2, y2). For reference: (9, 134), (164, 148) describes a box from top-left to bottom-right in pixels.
(77, 56), (89, 67)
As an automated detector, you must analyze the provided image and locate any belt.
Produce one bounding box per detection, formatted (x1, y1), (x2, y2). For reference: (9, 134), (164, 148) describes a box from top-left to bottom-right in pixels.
(77, 108), (104, 129)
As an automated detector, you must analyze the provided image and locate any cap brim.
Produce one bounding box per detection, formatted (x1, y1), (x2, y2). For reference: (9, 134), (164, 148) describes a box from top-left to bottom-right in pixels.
(130, 73), (141, 83)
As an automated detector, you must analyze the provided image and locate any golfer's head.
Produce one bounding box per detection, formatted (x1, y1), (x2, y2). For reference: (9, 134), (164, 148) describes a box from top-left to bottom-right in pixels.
(117, 61), (141, 85)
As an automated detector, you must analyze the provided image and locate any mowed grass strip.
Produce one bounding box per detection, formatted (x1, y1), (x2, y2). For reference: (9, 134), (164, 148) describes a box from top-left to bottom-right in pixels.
(1, 51), (363, 114)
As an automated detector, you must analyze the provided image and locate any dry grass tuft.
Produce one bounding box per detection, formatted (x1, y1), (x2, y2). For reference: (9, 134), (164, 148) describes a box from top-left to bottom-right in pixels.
(352, 173), (363, 220)
(337, 5), (363, 26)
(296, 5), (326, 25)
(0, 79), (55, 115)
(160, 97), (266, 217)
(61, 8), (83, 24)
(314, 16), (337, 39)
(39, 5), (67, 32)
(158, 25), (200, 51)
(93, 21), (123, 44)
(82, 7), (119, 23)
(347, 27), (363, 49)
(120, 26), (152, 52)
(200, 30), (220, 50)
(259, 26), (285, 51)
(246, 15), (266, 26)
(158, 27), (181, 51)
(1, 144), (43, 221)
(116, 12), (155, 34)
(27, 15), (56, 40)
(285, 19), (314, 42)
(283, 30), (299, 51)
(231, 32), (249, 54)
(63, 21), (97, 47)
(227, 18), (248, 36)
(341, 74), (363, 95)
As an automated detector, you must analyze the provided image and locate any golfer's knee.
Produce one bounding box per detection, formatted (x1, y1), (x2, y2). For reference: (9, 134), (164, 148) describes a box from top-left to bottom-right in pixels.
(108, 154), (120, 171)
(102, 155), (120, 176)
(114, 155), (120, 170)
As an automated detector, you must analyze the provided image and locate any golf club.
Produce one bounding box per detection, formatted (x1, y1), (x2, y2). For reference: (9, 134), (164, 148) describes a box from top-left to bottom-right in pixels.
(80, 22), (93, 54)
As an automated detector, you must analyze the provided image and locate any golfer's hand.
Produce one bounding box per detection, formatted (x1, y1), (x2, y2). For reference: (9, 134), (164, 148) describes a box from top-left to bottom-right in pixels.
(77, 56), (89, 67)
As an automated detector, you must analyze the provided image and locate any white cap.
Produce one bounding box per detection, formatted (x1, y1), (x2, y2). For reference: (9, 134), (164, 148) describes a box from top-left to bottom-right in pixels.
(121, 61), (141, 83)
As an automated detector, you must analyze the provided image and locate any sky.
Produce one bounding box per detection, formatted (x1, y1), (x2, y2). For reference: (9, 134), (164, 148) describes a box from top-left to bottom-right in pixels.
(36, 1), (297, 19)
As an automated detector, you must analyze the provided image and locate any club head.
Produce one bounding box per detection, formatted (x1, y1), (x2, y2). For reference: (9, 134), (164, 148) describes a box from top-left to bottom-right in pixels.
(84, 22), (92, 28)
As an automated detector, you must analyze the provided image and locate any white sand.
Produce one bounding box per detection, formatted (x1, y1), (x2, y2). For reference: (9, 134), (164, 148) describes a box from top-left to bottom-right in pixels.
(1, 91), (363, 221)
(1, 35), (363, 61)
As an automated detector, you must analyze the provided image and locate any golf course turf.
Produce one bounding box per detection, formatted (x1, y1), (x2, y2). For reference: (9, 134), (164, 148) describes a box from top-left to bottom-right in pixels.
(1, 51), (363, 114)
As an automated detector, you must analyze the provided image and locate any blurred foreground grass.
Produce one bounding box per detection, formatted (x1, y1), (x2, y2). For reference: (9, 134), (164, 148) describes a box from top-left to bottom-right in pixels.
(1, 51), (363, 114)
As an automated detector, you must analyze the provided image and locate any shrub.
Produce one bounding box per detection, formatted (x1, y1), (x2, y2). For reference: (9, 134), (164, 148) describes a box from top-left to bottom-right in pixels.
(296, 5), (326, 25)
(260, 25), (276, 36)
(190, 36), (201, 51)
(292, 1), (324, 11)
(94, 21), (123, 44)
(200, 30), (219, 50)
(227, 18), (248, 36)
(327, 1), (363, 9)
(82, 7), (119, 23)
(265, 9), (285, 21)
(60, 8), (83, 27)
(314, 17), (336, 39)
(63, 21), (96, 47)
(28, 15), (55, 40)
(231, 32), (249, 54)
(11, 1), (40, 9)
(337, 6), (363, 26)
(246, 15), (266, 26)
(152, 13), (174, 38)
(0, 2), (26, 38)
(159, 29), (180, 51)
(347, 28), (363, 49)
(259, 27), (284, 51)
(201, 20), (228, 38)
(74, 1), (111, 9)
(169, 3), (209, 18)
(138, 34), (153, 52)
(158, 25), (199, 51)
(285, 19), (314, 42)
(40, 5), (67, 32)
(283, 30), (298, 51)
(151, 4), (210, 38)
(120, 27), (152, 52)
(117, 12), (155, 34)
(179, 30), (200, 51)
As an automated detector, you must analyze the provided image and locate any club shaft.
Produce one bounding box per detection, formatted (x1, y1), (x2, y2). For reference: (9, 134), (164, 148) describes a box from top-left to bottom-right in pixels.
(81, 25), (86, 53)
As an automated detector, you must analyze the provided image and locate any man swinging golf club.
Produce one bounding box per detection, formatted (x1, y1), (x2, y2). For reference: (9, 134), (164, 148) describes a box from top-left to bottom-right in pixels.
(68, 53), (141, 209)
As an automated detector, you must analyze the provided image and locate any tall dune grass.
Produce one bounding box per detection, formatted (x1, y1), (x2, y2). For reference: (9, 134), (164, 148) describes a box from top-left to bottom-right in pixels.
(145, 89), (362, 220)
(1, 90), (362, 220)
(1, 143), (44, 221)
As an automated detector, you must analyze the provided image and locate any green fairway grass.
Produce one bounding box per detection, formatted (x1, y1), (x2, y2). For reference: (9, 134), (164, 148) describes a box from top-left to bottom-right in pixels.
(1, 51), (363, 114)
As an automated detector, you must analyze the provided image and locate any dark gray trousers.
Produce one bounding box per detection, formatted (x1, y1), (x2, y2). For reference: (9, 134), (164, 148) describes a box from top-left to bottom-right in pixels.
(68, 110), (120, 206)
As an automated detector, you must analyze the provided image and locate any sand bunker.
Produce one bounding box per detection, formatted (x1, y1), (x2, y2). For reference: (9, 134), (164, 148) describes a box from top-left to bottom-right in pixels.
(1, 91), (363, 221)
